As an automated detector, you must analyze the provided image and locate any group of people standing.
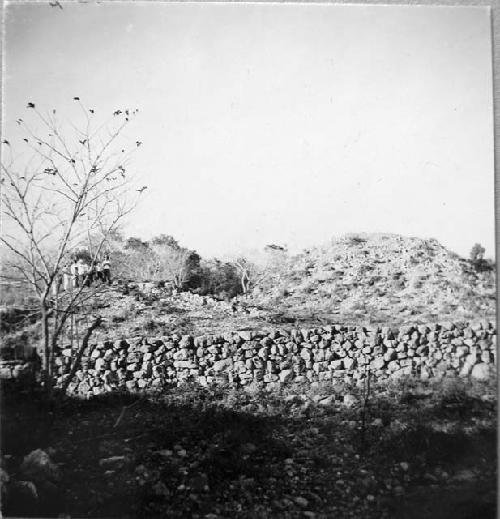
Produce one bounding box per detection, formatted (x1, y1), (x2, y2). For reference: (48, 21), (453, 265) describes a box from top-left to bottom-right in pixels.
(61, 254), (112, 292)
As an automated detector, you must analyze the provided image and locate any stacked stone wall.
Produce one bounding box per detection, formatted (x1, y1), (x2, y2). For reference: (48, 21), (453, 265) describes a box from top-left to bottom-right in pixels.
(43, 321), (497, 397)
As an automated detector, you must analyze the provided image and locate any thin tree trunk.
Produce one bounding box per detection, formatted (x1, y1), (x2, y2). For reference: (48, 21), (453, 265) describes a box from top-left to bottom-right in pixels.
(40, 300), (52, 400)
(61, 317), (102, 395)
(241, 271), (249, 294)
(49, 293), (60, 391)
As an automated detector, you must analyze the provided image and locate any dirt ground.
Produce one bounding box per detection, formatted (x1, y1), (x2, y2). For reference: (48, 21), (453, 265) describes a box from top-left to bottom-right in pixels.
(1, 376), (496, 518)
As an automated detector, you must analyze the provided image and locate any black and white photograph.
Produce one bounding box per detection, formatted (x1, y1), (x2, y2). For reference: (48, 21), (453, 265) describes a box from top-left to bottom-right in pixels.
(0, 2), (497, 518)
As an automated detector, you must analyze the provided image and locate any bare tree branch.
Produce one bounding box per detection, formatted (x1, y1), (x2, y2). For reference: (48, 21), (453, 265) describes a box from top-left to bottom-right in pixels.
(1, 101), (143, 399)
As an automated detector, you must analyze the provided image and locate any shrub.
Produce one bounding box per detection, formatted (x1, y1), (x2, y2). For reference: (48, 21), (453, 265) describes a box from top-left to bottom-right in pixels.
(470, 243), (485, 262)
(197, 260), (242, 298)
(346, 234), (367, 245)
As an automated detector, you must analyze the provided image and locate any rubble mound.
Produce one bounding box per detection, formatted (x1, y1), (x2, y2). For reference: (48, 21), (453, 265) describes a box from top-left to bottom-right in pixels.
(258, 233), (495, 325)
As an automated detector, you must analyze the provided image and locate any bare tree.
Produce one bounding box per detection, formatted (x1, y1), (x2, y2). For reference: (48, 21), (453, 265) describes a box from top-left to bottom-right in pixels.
(233, 257), (264, 295)
(150, 241), (198, 289)
(263, 244), (288, 286)
(1, 99), (144, 399)
(100, 234), (199, 286)
(232, 245), (288, 296)
(116, 236), (156, 281)
(470, 243), (486, 262)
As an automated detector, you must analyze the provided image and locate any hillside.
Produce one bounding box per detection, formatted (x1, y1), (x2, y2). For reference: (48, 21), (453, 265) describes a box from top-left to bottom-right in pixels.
(251, 233), (496, 326)
(1, 233), (497, 519)
(71, 233), (496, 341)
(0, 234), (495, 354)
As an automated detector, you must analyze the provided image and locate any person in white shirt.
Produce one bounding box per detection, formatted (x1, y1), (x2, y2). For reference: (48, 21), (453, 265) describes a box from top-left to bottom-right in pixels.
(63, 262), (73, 291)
(102, 255), (111, 285)
(95, 261), (103, 282)
(77, 259), (89, 287)
(71, 259), (80, 288)
(51, 274), (61, 297)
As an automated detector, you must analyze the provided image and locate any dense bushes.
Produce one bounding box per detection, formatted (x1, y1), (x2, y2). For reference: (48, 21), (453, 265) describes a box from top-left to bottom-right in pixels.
(469, 243), (495, 273)
(106, 234), (202, 289)
(197, 260), (242, 299)
(103, 234), (288, 298)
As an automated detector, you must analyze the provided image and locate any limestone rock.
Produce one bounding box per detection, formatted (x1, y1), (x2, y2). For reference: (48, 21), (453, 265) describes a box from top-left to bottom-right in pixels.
(343, 394), (357, 407)
(99, 456), (127, 468)
(279, 369), (293, 383)
(371, 357), (385, 370)
(212, 358), (233, 372)
(20, 449), (61, 486)
(471, 362), (494, 381)
(238, 330), (253, 341)
(294, 496), (309, 508)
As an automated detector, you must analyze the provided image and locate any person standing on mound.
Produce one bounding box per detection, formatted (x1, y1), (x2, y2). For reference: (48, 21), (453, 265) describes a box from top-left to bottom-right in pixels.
(102, 254), (111, 285)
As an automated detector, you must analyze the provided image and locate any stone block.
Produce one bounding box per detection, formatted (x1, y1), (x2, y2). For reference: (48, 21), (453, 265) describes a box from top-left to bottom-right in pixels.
(471, 363), (495, 381)
(279, 369), (294, 383)
(371, 357), (385, 370)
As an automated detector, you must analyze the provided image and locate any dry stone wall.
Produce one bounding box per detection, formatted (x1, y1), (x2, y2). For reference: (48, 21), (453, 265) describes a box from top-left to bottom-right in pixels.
(0, 360), (35, 380)
(50, 321), (496, 397)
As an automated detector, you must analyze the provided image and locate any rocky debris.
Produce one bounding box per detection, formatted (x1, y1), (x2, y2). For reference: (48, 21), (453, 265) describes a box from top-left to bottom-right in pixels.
(451, 469), (477, 482)
(294, 496), (310, 507)
(7, 480), (39, 507)
(0, 360), (35, 380)
(252, 233), (495, 325)
(189, 472), (210, 493)
(2, 369), (496, 519)
(99, 455), (128, 469)
(1, 449), (62, 515)
(19, 449), (61, 487)
(343, 394), (357, 407)
(52, 321), (496, 397)
(112, 284), (266, 322)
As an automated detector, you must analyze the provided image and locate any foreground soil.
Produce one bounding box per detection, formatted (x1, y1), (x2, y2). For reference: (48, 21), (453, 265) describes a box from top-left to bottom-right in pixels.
(1, 377), (496, 518)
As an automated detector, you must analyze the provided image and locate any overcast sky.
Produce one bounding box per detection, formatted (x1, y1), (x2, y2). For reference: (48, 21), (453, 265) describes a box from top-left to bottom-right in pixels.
(3, 2), (495, 258)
